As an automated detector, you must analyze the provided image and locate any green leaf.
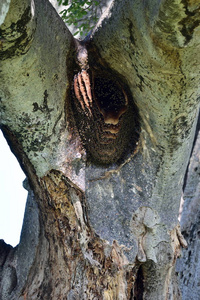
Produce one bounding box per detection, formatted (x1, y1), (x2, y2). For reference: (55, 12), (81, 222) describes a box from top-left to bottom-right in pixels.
(73, 31), (79, 36)
(57, 0), (101, 37)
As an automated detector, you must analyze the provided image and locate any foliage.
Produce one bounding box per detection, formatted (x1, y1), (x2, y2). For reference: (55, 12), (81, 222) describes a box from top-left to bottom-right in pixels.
(57, 0), (101, 37)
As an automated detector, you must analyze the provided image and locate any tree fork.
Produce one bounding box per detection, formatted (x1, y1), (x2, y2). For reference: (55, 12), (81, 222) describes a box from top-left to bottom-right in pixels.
(1, 0), (200, 299)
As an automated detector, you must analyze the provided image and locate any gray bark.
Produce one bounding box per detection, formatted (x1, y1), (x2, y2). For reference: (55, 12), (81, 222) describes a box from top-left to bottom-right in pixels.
(0, 0), (200, 299)
(177, 114), (200, 299)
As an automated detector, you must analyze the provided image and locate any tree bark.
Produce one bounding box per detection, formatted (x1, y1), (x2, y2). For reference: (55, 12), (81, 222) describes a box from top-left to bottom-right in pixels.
(0, 0), (200, 299)
(177, 112), (200, 300)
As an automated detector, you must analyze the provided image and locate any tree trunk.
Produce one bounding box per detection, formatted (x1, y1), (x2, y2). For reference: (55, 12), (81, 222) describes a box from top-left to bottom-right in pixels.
(0, 0), (200, 299)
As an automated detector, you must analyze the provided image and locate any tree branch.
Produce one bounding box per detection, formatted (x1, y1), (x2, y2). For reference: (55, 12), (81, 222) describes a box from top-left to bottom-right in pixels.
(0, 0), (80, 184)
(0, 0), (36, 58)
(152, 0), (200, 47)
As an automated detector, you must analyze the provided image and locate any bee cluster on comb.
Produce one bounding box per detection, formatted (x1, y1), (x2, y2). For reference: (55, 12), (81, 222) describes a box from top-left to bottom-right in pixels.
(72, 44), (140, 165)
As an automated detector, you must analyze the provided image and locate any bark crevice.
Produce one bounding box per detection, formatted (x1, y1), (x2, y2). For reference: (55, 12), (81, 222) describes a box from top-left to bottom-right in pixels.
(133, 266), (144, 300)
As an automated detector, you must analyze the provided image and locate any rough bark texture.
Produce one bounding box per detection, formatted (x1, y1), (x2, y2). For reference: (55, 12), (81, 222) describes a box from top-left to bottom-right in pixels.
(177, 114), (200, 300)
(0, 0), (200, 299)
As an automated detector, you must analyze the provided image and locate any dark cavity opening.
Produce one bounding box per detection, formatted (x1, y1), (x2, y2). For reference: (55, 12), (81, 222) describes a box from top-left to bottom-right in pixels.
(93, 75), (127, 124)
(134, 266), (144, 300)
(71, 65), (140, 165)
